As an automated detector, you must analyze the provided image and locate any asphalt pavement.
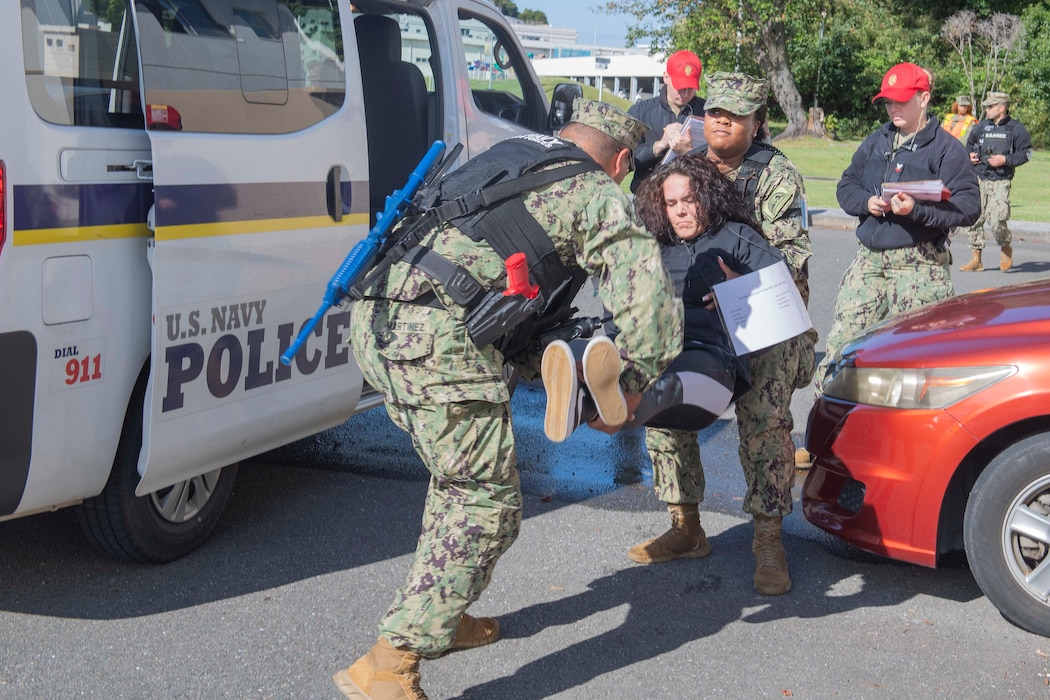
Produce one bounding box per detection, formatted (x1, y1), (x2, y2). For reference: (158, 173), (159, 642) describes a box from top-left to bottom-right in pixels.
(4, 222), (1050, 699)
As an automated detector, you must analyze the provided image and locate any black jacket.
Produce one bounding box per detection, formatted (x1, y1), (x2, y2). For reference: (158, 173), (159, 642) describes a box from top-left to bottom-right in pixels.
(837, 119), (980, 250)
(965, 115), (1033, 181)
(627, 88), (706, 192)
(661, 221), (785, 357)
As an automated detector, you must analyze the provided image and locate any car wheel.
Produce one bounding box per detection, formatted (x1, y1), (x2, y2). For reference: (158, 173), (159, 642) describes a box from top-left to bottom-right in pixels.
(964, 433), (1050, 637)
(75, 375), (238, 563)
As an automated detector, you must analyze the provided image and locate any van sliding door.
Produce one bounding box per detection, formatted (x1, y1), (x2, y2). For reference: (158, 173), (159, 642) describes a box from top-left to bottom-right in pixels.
(131, 0), (368, 495)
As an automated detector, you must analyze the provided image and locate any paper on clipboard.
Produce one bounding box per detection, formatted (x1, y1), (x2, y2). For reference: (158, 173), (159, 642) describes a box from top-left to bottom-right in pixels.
(881, 180), (951, 202)
(660, 116), (706, 164)
(712, 260), (812, 356)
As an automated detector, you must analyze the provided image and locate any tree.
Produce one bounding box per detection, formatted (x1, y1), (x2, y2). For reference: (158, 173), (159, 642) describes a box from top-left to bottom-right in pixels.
(942, 10), (1025, 103)
(520, 10), (549, 24)
(493, 0), (519, 18)
(601, 0), (825, 139)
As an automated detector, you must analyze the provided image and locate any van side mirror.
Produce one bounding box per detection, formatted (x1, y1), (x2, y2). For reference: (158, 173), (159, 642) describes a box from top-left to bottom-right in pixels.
(548, 82), (583, 132)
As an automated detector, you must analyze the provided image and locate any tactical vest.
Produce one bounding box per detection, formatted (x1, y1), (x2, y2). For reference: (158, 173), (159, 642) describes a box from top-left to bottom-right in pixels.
(972, 117), (1024, 180)
(361, 134), (602, 357)
(696, 142), (782, 211)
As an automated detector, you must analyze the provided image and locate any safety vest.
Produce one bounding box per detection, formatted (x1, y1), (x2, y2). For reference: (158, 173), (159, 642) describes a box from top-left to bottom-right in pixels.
(944, 114), (978, 142)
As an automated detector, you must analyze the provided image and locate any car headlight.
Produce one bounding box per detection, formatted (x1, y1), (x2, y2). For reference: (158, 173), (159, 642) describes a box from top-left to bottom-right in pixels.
(823, 366), (1016, 409)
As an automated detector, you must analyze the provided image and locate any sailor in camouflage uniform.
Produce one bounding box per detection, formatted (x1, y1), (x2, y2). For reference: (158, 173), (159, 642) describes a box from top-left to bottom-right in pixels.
(628, 72), (813, 597)
(959, 91), (1033, 273)
(333, 99), (682, 700)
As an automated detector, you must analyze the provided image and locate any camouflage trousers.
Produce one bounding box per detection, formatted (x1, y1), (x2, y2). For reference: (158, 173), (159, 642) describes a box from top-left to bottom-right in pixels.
(645, 426), (704, 505)
(735, 334), (813, 516)
(644, 332), (814, 516)
(816, 241), (952, 390)
(964, 179), (1013, 249)
(349, 298), (522, 658)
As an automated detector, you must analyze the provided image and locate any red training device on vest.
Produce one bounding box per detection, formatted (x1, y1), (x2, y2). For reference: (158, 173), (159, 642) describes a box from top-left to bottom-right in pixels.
(503, 252), (539, 298)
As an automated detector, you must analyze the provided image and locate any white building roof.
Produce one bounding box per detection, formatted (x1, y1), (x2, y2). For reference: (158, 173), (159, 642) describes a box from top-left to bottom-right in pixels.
(530, 54), (667, 79)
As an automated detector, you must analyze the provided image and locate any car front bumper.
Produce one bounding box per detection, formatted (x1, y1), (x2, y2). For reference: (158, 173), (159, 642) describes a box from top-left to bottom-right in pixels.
(802, 396), (979, 567)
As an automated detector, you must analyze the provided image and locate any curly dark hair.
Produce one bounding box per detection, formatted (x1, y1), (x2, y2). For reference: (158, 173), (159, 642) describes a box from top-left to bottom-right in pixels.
(634, 153), (762, 246)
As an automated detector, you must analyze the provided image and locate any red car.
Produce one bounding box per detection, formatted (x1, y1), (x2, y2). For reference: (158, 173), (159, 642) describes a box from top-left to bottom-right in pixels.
(803, 279), (1050, 637)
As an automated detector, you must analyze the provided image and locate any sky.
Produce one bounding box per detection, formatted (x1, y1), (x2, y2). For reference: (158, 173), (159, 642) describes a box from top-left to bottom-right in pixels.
(515, 2), (632, 49)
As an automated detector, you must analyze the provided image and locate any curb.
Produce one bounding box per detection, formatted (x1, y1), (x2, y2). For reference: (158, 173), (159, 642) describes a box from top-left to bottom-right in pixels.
(808, 208), (1050, 245)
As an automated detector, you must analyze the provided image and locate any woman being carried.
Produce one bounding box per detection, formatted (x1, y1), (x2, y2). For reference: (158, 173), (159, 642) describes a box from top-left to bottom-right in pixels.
(542, 153), (784, 558)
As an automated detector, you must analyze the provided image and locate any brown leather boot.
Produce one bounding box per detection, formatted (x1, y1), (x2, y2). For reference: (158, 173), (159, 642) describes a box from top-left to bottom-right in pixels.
(447, 613), (500, 651)
(333, 637), (428, 700)
(628, 503), (712, 563)
(753, 515), (791, 596)
(959, 249), (983, 272)
(1000, 245), (1013, 272)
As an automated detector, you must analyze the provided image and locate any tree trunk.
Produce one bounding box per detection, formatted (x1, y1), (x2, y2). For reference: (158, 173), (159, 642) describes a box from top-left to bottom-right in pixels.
(807, 107), (826, 137)
(753, 14), (824, 140)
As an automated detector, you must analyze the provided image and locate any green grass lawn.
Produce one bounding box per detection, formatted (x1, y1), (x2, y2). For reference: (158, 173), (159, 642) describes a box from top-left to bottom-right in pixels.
(777, 136), (1050, 223)
(479, 81), (1047, 222)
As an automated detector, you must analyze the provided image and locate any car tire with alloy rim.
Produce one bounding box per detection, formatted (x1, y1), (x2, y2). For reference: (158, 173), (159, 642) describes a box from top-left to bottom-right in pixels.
(964, 433), (1050, 637)
(75, 373), (238, 563)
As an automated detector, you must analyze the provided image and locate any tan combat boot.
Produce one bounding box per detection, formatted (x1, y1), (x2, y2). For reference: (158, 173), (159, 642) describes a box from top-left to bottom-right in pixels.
(753, 515), (791, 596)
(1000, 245), (1013, 272)
(333, 637), (428, 700)
(628, 503), (712, 564)
(447, 613), (500, 651)
(959, 249), (983, 272)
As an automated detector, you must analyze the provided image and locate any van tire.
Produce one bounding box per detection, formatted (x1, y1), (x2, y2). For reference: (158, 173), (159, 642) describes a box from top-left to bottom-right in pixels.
(75, 373), (237, 563)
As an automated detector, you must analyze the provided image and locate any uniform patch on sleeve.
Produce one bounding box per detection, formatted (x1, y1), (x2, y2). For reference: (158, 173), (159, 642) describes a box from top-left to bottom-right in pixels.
(762, 183), (798, 222)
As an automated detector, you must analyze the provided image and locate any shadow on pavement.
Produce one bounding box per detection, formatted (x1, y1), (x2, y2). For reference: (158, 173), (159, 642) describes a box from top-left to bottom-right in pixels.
(449, 519), (983, 700)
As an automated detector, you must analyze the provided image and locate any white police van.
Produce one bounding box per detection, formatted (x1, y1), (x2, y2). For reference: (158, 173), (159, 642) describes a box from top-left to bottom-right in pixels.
(1, 0), (576, 562)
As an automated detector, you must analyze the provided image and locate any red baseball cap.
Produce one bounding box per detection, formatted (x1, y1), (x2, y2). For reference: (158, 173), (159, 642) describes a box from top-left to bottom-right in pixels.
(871, 62), (930, 103)
(666, 51), (702, 91)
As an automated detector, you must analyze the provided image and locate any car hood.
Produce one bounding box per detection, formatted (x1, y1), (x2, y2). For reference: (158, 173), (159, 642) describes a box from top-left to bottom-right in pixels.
(841, 279), (1050, 366)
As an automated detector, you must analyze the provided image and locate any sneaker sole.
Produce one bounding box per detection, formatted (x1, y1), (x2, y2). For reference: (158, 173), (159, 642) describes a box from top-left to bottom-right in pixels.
(542, 340), (578, 443)
(332, 670), (369, 699)
(582, 336), (627, 427)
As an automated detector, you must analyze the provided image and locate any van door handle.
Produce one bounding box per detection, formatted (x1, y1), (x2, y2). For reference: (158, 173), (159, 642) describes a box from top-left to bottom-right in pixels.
(107, 160), (153, 180)
(326, 165), (343, 222)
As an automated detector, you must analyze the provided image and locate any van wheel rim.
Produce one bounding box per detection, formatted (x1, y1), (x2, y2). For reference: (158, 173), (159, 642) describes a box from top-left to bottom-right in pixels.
(148, 468), (223, 524)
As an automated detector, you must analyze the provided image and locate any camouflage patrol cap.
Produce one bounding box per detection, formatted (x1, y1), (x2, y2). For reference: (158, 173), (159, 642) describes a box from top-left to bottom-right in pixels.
(982, 91), (1009, 106)
(956, 95), (972, 107)
(569, 98), (649, 151)
(703, 71), (770, 116)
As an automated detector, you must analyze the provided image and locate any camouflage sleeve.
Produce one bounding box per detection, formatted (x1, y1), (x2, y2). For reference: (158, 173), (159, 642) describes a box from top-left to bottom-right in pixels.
(573, 181), (683, 394)
(755, 155), (812, 282)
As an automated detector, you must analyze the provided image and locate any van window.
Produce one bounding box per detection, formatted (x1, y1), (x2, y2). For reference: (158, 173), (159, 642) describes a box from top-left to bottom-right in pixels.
(458, 12), (544, 132)
(350, 7), (442, 218)
(21, 1), (145, 129)
(134, 0), (346, 134)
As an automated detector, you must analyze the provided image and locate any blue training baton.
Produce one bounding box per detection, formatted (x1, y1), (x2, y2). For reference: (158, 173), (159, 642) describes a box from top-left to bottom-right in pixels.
(280, 140), (447, 366)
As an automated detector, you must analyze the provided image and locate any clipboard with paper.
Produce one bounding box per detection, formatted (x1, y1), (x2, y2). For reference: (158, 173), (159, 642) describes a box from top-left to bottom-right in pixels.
(660, 116), (706, 164)
(881, 179), (951, 202)
(711, 260), (812, 356)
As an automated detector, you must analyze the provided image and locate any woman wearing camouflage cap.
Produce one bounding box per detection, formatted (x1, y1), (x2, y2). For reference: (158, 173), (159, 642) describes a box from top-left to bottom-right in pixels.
(942, 95), (978, 143)
(622, 71), (814, 596)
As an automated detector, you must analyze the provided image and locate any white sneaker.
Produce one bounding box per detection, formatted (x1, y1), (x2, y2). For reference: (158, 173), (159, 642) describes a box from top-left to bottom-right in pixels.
(541, 340), (582, 442)
(582, 336), (627, 427)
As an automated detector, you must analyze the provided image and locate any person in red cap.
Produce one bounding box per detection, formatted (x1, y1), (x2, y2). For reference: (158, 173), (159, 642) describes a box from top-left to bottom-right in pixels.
(627, 50), (707, 192)
(814, 62), (980, 393)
